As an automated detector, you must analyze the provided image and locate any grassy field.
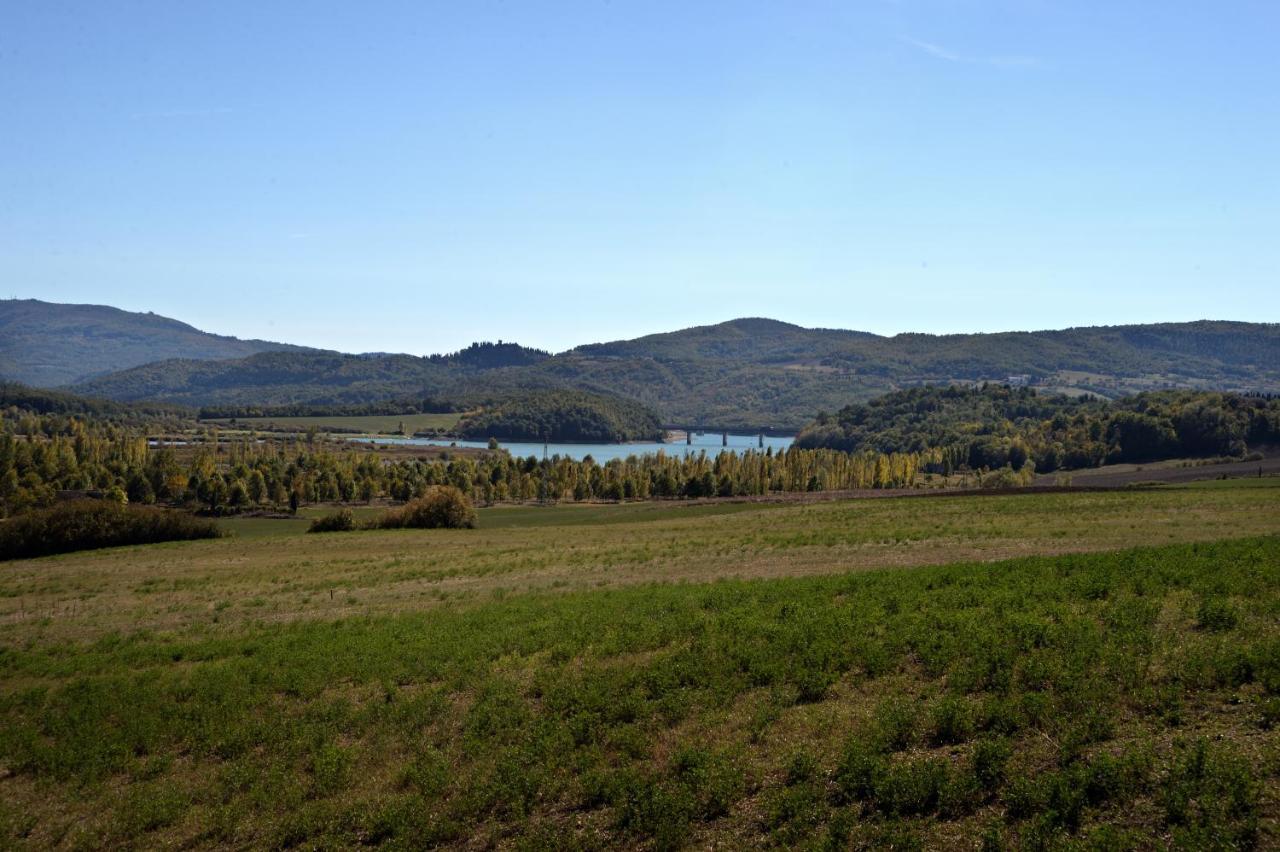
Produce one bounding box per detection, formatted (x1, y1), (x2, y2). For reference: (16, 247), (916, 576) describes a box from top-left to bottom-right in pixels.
(1, 481), (1278, 848)
(202, 412), (463, 434)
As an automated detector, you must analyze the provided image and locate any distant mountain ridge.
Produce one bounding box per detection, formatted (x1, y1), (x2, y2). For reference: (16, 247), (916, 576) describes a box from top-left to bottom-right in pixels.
(0, 299), (311, 387)
(64, 313), (1280, 430)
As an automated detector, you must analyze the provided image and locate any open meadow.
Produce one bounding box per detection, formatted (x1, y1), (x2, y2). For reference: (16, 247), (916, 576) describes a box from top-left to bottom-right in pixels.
(1, 480), (1278, 848)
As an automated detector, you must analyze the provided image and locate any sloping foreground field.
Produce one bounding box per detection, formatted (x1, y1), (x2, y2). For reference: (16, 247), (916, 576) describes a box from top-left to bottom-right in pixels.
(4, 482), (1280, 641)
(0, 483), (1278, 848)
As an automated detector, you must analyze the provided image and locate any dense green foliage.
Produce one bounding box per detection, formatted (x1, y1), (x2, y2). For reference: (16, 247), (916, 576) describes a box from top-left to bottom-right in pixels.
(371, 487), (477, 530)
(1, 382), (190, 426)
(307, 489), (480, 532)
(427, 340), (550, 369)
(67, 316), (1280, 430)
(1, 533), (1275, 846)
(198, 399), (440, 420)
(307, 508), (356, 533)
(797, 385), (1280, 473)
(71, 350), (461, 408)
(0, 499), (221, 560)
(0, 298), (307, 387)
(201, 412), (462, 437)
(0, 404), (919, 519)
(456, 390), (664, 442)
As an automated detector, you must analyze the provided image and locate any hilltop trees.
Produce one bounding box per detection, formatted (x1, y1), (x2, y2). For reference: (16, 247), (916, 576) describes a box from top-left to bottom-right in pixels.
(796, 385), (1280, 473)
(455, 390), (665, 443)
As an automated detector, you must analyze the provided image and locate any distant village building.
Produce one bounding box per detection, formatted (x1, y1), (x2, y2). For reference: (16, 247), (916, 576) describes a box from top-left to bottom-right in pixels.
(1006, 375), (1031, 387)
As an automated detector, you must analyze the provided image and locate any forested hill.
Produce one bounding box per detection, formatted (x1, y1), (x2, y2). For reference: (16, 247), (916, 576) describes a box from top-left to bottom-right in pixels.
(575, 317), (879, 362)
(795, 384), (1280, 473)
(65, 316), (1280, 430)
(69, 348), (559, 410)
(576, 318), (1279, 385)
(0, 382), (191, 427)
(0, 299), (310, 387)
(455, 390), (664, 443)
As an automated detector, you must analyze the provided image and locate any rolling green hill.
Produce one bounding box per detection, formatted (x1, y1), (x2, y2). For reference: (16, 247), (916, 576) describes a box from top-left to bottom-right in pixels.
(0, 299), (310, 387)
(65, 316), (1280, 430)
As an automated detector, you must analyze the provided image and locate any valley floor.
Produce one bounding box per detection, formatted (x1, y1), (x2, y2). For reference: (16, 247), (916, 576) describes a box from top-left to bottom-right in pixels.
(1, 480), (1278, 848)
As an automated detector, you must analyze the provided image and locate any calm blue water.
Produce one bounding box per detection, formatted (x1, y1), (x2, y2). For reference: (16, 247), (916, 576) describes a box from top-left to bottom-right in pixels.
(353, 431), (794, 462)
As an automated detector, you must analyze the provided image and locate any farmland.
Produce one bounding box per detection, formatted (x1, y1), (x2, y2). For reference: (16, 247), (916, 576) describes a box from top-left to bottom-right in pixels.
(1, 479), (1278, 848)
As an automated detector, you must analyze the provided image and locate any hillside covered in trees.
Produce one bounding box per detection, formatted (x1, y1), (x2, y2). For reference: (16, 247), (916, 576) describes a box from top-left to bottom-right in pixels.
(0, 382), (191, 429)
(455, 390), (664, 443)
(0, 299), (309, 387)
(47, 311), (1280, 429)
(796, 385), (1280, 474)
(68, 347), (555, 413)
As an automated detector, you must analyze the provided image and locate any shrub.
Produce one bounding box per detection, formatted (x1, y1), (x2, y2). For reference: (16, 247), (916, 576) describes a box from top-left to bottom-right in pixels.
(670, 746), (743, 820)
(971, 737), (1011, 792)
(1003, 775), (1048, 821)
(0, 499), (221, 561)
(308, 509), (356, 533)
(1158, 739), (1259, 847)
(875, 757), (952, 816)
(833, 738), (884, 803)
(374, 487), (477, 530)
(611, 770), (695, 850)
(763, 781), (827, 843)
(784, 750), (818, 786)
(873, 698), (917, 752)
(927, 697), (973, 746)
(792, 666), (835, 704)
(1196, 596), (1239, 632)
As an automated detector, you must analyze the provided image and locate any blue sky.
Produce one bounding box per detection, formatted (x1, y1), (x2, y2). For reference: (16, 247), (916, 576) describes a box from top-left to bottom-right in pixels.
(3, 1), (1277, 354)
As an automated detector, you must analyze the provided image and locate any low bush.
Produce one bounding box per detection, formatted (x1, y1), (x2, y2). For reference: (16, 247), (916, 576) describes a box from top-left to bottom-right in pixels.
(308, 509), (355, 533)
(373, 487), (477, 530)
(875, 757), (953, 816)
(1196, 596), (1239, 632)
(0, 499), (221, 561)
(927, 696), (974, 746)
(873, 698), (917, 752)
(971, 737), (1011, 793)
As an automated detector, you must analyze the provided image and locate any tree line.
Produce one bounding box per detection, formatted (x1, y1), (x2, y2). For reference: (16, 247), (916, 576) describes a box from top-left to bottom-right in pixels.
(0, 408), (921, 518)
(796, 385), (1280, 474)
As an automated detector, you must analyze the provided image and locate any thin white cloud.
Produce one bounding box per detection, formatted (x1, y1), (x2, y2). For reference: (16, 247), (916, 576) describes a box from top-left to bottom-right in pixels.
(904, 37), (964, 62)
(902, 37), (1039, 68)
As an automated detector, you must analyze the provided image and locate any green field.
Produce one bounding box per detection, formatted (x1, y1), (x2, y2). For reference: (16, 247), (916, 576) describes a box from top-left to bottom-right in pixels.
(203, 412), (463, 434)
(2, 482), (1278, 848)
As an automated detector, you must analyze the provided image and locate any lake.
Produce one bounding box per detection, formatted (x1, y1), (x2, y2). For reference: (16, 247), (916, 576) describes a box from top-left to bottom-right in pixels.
(352, 431), (795, 463)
